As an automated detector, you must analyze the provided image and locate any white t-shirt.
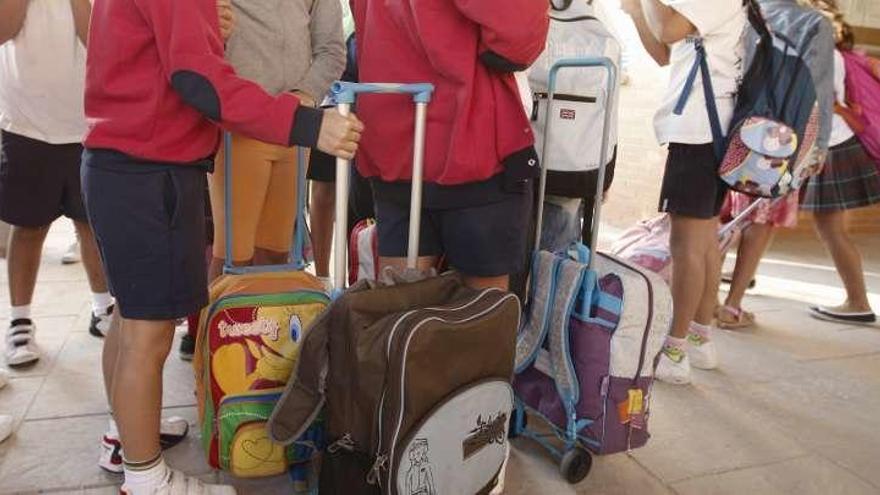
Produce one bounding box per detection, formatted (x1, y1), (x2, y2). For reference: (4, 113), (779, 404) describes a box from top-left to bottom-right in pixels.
(829, 49), (855, 147)
(653, 0), (747, 145)
(0, 0), (87, 144)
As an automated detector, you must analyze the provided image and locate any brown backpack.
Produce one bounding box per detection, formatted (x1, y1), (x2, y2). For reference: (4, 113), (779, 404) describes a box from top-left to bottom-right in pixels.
(268, 272), (520, 494)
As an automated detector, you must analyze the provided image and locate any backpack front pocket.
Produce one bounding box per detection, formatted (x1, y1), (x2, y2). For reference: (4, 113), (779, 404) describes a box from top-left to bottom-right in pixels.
(390, 379), (513, 495)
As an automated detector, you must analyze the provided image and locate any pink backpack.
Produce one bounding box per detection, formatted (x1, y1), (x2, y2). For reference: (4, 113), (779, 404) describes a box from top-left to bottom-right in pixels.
(842, 50), (880, 166)
(609, 215), (673, 284)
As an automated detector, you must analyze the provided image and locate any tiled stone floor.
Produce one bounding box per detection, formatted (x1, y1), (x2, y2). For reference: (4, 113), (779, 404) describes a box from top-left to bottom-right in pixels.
(0, 220), (877, 494)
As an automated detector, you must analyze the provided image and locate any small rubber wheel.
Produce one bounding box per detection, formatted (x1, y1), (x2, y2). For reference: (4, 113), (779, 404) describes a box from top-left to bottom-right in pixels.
(559, 447), (592, 484)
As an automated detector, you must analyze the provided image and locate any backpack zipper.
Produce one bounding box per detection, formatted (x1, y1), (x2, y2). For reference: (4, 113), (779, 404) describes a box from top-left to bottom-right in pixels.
(327, 433), (355, 454)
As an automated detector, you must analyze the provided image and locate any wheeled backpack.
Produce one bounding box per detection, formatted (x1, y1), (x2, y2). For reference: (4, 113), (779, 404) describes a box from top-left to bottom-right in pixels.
(194, 140), (327, 479)
(511, 57), (670, 485)
(268, 82), (521, 495)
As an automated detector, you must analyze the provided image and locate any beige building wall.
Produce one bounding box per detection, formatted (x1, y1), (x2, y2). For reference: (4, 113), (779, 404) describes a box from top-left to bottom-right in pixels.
(840, 0), (880, 29)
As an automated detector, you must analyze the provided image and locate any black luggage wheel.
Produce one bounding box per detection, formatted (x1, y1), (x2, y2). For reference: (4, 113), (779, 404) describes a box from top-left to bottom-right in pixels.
(560, 447), (592, 484)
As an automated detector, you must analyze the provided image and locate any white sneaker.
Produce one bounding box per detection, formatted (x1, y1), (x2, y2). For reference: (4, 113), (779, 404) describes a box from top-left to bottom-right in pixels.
(89, 305), (115, 338)
(62, 241), (81, 265)
(0, 368), (9, 389)
(687, 333), (719, 370)
(5, 320), (40, 367)
(655, 346), (691, 385)
(99, 417), (190, 474)
(121, 469), (236, 495)
(0, 414), (12, 443)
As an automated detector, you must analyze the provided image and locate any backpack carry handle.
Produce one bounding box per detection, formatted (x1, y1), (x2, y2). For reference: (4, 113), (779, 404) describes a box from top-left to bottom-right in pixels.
(222, 133), (310, 275)
(534, 57), (617, 270)
(329, 82), (435, 293)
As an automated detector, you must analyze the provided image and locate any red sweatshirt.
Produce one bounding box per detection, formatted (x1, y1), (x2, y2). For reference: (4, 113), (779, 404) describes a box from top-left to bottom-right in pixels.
(352, 0), (548, 186)
(84, 0), (322, 163)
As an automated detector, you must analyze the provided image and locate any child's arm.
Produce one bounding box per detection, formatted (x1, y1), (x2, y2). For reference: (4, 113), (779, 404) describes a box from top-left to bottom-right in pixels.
(452, 0), (549, 72)
(639, 0), (696, 45)
(622, 0), (671, 66)
(0, 0), (29, 45)
(133, 0), (361, 157)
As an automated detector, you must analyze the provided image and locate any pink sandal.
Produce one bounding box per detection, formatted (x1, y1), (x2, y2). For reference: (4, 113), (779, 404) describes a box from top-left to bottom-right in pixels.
(716, 305), (755, 330)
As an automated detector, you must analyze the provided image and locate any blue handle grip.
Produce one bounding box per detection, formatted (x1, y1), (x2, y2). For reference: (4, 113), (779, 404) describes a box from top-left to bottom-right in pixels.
(546, 57), (616, 97)
(330, 81), (435, 104)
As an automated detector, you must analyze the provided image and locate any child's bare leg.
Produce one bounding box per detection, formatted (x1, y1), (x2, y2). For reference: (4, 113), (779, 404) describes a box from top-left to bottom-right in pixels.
(814, 209), (872, 312)
(111, 317), (175, 461)
(310, 181), (336, 278)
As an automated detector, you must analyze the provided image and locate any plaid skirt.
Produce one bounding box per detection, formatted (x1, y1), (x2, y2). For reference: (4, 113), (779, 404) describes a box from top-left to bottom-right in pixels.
(801, 137), (880, 211)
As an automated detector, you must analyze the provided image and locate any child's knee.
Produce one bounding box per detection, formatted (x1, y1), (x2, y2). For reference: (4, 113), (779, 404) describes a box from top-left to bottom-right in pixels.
(118, 324), (175, 367)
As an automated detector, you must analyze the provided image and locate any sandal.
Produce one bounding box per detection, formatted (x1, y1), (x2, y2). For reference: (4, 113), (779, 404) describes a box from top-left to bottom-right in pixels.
(716, 305), (755, 330)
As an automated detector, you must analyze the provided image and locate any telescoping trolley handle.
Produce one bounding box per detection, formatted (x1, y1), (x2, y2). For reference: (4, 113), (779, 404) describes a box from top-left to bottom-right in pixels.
(534, 57), (617, 270)
(330, 82), (435, 292)
(222, 134), (310, 275)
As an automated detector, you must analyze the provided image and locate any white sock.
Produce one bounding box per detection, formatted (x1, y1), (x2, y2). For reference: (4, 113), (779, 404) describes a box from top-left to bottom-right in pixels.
(664, 335), (687, 351)
(123, 455), (169, 494)
(107, 416), (119, 438)
(92, 292), (114, 315)
(10, 305), (31, 322)
(688, 321), (712, 340)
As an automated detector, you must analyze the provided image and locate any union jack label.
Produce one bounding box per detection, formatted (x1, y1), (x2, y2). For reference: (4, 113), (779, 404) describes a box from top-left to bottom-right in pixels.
(559, 108), (576, 120)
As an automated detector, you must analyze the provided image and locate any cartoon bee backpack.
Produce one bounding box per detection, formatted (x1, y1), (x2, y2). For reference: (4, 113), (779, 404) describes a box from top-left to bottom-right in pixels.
(194, 137), (328, 479)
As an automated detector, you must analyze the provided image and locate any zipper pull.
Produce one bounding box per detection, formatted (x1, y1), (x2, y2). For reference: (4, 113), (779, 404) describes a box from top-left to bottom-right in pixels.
(366, 453), (389, 486)
(327, 433), (355, 454)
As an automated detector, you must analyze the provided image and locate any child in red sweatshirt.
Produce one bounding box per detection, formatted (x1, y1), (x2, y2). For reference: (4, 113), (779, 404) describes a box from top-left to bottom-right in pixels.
(82, 1), (362, 493)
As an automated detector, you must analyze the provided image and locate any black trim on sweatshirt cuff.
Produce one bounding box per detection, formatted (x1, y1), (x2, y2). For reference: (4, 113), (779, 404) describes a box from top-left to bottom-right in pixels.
(479, 51), (528, 72)
(171, 71), (221, 121)
(289, 106), (323, 148)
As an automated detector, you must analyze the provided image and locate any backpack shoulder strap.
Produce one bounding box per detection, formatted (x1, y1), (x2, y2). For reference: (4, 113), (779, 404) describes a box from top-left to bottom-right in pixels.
(515, 251), (560, 373)
(547, 258), (586, 405)
(673, 38), (726, 161)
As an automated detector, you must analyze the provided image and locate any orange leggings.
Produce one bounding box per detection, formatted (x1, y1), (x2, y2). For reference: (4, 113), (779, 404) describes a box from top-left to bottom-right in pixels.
(210, 133), (302, 262)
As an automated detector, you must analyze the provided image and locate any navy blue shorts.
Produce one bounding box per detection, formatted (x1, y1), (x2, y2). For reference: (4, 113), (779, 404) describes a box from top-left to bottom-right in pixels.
(0, 131), (87, 227)
(81, 149), (209, 321)
(659, 143), (729, 219)
(373, 186), (532, 278)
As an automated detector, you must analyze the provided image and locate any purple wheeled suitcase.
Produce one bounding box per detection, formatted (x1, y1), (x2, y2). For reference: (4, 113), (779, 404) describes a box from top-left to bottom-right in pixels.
(510, 56), (672, 484)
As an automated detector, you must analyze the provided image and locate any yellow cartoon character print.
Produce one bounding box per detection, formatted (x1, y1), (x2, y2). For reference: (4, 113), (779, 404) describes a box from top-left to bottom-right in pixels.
(211, 303), (324, 396)
(229, 422), (287, 478)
